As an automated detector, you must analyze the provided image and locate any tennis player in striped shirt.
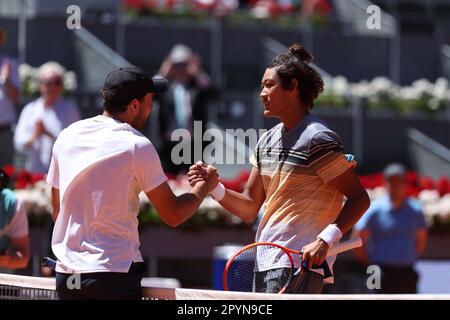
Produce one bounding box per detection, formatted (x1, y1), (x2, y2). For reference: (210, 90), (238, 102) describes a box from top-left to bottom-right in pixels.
(189, 43), (370, 294)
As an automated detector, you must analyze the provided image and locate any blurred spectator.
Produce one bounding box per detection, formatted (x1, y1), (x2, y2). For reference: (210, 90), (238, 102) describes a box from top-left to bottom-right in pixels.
(0, 169), (29, 270)
(0, 28), (21, 168)
(250, 0), (301, 18)
(14, 62), (80, 174)
(125, 0), (239, 16)
(156, 44), (216, 175)
(195, 0), (239, 15)
(124, 0), (332, 18)
(301, 0), (332, 17)
(353, 163), (428, 293)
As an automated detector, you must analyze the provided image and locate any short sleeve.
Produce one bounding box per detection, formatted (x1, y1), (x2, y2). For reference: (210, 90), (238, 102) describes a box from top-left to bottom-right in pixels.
(310, 131), (353, 184)
(46, 153), (59, 189)
(133, 139), (168, 193)
(5, 199), (29, 238)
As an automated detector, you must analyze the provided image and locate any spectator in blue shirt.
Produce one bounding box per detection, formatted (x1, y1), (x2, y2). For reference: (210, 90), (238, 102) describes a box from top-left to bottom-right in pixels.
(353, 163), (428, 293)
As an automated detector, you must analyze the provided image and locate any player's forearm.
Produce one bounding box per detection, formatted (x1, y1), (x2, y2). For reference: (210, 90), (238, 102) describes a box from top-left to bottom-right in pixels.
(217, 189), (260, 223)
(334, 193), (370, 235)
(169, 182), (210, 227)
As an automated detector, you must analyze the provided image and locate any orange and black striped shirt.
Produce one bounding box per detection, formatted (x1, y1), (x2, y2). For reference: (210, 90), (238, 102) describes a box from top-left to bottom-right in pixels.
(250, 114), (355, 279)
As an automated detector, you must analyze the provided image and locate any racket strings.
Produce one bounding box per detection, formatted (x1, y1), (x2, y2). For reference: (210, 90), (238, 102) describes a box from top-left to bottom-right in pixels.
(225, 244), (293, 293)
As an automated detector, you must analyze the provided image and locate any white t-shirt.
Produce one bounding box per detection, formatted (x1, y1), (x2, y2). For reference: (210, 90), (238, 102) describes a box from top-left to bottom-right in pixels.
(46, 115), (167, 273)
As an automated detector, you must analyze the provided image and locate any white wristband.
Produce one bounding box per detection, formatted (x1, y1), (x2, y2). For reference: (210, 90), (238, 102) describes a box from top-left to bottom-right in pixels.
(210, 182), (225, 201)
(317, 224), (342, 246)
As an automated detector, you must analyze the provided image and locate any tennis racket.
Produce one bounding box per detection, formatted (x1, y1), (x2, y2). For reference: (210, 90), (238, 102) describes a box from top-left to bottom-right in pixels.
(222, 236), (362, 293)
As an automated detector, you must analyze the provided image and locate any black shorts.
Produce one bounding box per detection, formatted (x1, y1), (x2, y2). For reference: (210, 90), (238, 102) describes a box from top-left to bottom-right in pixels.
(254, 268), (324, 294)
(56, 262), (146, 300)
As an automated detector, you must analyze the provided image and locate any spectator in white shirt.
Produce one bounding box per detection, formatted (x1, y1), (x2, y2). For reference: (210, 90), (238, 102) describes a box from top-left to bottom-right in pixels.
(14, 62), (80, 174)
(0, 28), (21, 168)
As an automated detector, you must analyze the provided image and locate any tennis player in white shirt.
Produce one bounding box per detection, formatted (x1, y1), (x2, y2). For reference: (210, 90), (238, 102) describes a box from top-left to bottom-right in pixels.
(46, 66), (218, 300)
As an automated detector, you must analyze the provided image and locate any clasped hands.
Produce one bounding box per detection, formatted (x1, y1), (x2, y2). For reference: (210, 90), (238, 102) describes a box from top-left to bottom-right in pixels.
(187, 161), (219, 192)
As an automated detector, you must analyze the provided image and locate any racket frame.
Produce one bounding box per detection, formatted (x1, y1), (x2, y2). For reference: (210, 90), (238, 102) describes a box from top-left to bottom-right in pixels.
(222, 242), (297, 294)
(222, 237), (363, 293)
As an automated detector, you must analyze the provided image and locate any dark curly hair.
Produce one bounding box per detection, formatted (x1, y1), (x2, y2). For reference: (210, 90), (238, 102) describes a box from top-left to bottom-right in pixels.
(268, 43), (324, 108)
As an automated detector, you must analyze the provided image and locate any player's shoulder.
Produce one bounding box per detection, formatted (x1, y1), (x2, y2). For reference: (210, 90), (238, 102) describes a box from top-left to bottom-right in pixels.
(133, 132), (156, 153)
(263, 122), (283, 138)
(133, 133), (160, 164)
(54, 117), (94, 147)
(305, 115), (342, 145)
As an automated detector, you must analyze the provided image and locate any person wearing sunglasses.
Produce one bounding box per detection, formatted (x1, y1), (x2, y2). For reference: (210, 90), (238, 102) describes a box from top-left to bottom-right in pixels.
(14, 62), (80, 174)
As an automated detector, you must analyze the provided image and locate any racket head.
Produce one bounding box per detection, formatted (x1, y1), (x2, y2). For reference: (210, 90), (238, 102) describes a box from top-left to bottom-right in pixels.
(222, 242), (296, 294)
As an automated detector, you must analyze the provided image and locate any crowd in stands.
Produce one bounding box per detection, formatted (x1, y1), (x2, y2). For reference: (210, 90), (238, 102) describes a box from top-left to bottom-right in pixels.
(123, 0), (333, 19)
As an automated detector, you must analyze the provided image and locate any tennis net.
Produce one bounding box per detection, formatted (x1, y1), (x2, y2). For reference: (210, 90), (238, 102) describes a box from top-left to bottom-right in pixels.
(1, 273), (449, 300)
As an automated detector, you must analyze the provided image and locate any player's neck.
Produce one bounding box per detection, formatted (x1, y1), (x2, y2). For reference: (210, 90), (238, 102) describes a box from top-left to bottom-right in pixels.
(102, 111), (128, 124)
(281, 108), (309, 132)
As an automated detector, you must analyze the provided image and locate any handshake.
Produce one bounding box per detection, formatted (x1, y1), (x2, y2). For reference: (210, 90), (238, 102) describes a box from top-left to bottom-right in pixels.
(188, 161), (225, 201)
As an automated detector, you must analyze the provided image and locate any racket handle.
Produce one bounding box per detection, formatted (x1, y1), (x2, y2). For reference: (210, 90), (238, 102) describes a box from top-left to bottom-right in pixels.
(41, 257), (56, 270)
(299, 237), (361, 279)
(300, 260), (333, 279)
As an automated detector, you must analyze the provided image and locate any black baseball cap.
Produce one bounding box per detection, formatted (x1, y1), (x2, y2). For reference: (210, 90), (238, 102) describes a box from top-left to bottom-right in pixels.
(102, 66), (168, 106)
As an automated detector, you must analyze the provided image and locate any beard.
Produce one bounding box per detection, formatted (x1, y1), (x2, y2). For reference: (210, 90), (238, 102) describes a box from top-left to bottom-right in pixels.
(131, 112), (150, 132)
